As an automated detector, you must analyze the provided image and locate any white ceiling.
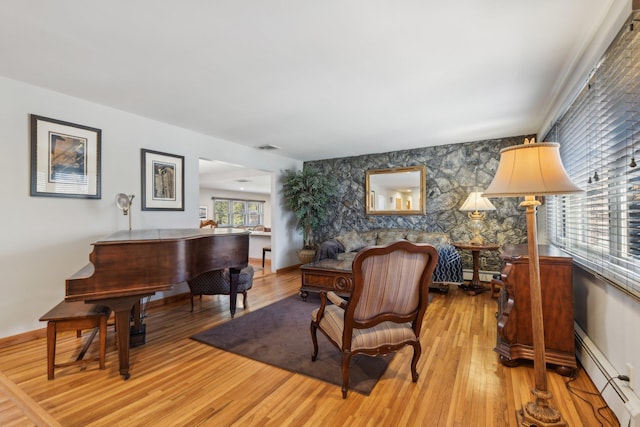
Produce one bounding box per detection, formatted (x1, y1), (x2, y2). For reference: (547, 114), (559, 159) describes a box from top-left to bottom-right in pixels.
(199, 159), (272, 194)
(0, 1), (626, 193)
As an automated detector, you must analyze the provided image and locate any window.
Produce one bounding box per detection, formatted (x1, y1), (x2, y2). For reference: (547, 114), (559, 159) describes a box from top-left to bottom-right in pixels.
(546, 13), (640, 300)
(213, 198), (264, 227)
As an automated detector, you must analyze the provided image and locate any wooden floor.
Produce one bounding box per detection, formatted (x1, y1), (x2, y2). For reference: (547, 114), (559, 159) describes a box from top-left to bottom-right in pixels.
(0, 262), (619, 427)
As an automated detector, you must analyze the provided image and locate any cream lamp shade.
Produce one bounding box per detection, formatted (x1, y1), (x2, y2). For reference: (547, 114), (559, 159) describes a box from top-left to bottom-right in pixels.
(459, 191), (496, 245)
(459, 191), (496, 212)
(482, 141), (582, 197)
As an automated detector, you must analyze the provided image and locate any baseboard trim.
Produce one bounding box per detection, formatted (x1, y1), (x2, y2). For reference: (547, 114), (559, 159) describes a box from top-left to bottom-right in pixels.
(462, 269), (499, 283)
(0, 293), (193, 350)
(276, 264), (300, 274)
(575, 322), (640, 427)
(0, 329), (45, 349)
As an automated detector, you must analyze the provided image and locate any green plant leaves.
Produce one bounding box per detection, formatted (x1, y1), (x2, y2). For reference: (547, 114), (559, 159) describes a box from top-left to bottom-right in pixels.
(282, 167), (338, 247)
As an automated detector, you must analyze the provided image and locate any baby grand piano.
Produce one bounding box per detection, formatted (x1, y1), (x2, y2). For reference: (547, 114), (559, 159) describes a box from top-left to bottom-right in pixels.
(65, 228), (250, 379)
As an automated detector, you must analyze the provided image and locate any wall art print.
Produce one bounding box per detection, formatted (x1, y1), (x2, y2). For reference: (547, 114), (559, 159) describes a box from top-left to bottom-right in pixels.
(141, 148), (184, 211)
(30, 114), (101, 199)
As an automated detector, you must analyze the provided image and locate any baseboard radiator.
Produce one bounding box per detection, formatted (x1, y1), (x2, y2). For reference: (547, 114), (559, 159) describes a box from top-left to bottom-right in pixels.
(575, 323), (640, 427)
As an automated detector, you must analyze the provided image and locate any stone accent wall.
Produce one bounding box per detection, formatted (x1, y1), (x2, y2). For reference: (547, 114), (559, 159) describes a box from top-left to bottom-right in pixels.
(305, 134), (533, 271)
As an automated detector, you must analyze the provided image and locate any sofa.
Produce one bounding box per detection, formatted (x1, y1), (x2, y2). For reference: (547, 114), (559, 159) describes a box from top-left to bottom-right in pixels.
(315, 229), (463, 293)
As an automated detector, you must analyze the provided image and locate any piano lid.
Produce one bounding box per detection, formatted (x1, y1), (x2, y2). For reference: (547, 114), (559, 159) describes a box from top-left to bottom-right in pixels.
(66, 228), (250, 301)
(94, 227), (250, 244)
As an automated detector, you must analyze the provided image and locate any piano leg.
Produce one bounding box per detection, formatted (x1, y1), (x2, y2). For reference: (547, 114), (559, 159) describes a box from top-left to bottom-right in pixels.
(229, 268), (240, 318)
(96, 294), (152, 380)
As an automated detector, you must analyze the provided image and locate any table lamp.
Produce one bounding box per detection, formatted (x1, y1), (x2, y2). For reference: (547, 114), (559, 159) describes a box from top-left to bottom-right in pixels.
(459, 191), (496, 245)
(483, 138), (582, 426)
(115, 193), (134, 231)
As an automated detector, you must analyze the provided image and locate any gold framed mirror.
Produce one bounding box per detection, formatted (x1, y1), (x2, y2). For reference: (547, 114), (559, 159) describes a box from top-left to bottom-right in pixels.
(365, 165), (426, 215)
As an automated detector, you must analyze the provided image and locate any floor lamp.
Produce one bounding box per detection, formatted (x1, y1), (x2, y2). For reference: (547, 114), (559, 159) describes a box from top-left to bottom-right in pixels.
(483, 138), (582, 427)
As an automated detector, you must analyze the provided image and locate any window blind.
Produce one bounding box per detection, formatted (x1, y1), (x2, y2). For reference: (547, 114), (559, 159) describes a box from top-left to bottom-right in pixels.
(546, 12), (640, 301)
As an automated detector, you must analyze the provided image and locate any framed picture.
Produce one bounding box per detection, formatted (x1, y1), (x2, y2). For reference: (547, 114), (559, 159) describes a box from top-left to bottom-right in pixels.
(199, 206), (208, 219)
(30, 115), (101, 198)
(141, 149), (184, 211)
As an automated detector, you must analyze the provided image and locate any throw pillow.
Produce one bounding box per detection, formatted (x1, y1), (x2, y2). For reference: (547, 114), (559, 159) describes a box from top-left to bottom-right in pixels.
(405, 232), (450, 247)
(376, 230), (407, 245)
(335, 231), (367, 253)
(359, 230), (378, 246)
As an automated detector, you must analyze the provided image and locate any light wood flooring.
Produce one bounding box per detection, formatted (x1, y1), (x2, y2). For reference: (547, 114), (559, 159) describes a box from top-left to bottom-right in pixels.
(0, 261), (619, 426)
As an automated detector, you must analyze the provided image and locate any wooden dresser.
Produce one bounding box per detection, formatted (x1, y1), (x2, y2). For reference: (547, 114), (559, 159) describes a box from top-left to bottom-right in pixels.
(494, 244), (576, 376)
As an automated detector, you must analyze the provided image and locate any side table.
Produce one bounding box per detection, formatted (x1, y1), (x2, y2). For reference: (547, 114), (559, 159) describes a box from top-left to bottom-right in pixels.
(299, 259), (353, 301)
(452, 242), (500, 295)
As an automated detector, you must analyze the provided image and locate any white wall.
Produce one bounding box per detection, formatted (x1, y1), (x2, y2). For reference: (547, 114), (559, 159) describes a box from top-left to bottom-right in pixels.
(0, 76), (302, 339)
(573, 268), (640, 394)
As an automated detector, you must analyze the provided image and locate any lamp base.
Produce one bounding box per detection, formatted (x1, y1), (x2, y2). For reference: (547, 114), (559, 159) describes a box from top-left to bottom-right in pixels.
(469, 234), (484, 245)
(467, 211), (486, 245)
(516, 388), (567, 426)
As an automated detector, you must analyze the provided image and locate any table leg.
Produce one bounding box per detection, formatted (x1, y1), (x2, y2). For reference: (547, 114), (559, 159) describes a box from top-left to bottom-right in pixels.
(461, 249), (488, 295)
(94, 295), (151, 380)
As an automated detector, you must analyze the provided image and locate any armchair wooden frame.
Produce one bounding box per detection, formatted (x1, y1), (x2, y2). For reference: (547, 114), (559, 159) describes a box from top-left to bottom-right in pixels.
(310, 240), (438, 398)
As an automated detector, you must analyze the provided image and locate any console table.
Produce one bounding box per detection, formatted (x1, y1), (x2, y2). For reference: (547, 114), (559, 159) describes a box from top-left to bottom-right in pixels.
(299, 259), (353, 301)
(494, 244), (576, 375)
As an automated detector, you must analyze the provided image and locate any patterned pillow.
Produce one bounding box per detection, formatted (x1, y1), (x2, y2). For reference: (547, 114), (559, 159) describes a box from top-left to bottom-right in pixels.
(376, 230), (407, 245)
(358, 230), (378, 246)
(335, 231), (367, 253)
(405, 232), (450, 247)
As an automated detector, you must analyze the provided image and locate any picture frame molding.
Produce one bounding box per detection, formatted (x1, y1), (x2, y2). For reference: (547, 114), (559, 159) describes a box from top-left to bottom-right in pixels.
(30, 114), (102, 199)
(141, 148), (185, 211)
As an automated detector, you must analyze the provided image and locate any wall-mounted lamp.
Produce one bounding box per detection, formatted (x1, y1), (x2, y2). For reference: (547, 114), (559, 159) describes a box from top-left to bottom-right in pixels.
(115, 193), (135, 231)
(459, 191), (496, 245)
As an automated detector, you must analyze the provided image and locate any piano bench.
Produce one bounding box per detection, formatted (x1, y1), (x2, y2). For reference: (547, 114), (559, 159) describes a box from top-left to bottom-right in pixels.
(39, 301), (111, 380)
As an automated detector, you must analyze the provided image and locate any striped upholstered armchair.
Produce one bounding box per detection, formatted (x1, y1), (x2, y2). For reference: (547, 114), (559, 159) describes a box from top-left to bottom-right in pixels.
(310, 240), (438, 398)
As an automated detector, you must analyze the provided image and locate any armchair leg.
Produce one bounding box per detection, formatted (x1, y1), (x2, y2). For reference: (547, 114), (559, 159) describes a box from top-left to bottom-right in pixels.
(410, 342), (421, 382)
(310, 321), (319, 361)
(341, 353), (352, 399)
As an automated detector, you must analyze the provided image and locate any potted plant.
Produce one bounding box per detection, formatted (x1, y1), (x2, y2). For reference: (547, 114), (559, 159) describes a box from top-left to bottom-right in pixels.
(283, 167), (338, 263)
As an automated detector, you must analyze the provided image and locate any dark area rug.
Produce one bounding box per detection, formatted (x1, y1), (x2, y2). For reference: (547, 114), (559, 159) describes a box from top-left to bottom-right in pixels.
(191, 293), (393, 395)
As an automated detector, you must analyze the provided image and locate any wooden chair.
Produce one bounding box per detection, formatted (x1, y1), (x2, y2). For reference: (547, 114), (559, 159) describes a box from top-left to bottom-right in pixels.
(310, 240), (438, 398)
(200, 219), (218, 228)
